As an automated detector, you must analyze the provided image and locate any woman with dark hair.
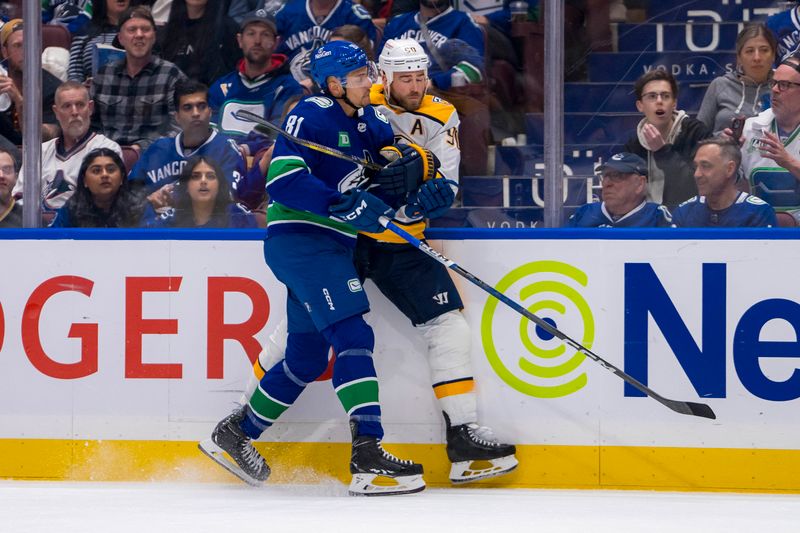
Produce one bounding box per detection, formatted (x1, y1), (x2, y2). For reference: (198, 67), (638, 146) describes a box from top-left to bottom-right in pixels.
(152, 155), (257, 228)
(67, 0), (131, 83)
(697, 23), (777, 134)
(157, 0), (240, 85)
(50, 147), (148, 228)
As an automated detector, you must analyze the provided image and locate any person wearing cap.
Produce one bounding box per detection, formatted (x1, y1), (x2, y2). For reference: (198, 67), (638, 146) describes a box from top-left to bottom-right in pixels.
(672, 137), (776, 228)
(207, 9), (303, 155)
(0, 19), (62, 148)
(90, 5), (187, 153)
(567, 152), (673, 228)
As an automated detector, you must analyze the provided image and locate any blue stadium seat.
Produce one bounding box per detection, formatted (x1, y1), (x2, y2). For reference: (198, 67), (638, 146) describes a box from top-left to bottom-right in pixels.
(588, 51), (735, 82)
(642, 0), (777, 22)
(616, 22), (740, 53)
(564, 82), (707, 113)
(525, 113), (640, 145)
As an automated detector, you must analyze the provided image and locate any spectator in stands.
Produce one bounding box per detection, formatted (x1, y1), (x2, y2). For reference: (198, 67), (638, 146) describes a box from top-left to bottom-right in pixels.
(0, 146), (20, 227)
(208, 10), (303, 153)
(672, 137), (776, 228)
(68, 0), (130, 84)
(567, 152), (671, 227)
(43, 0), (92, 34)
(50, 147), (149, 227)
(275, 0), (376, 61)
(624, 69), (711, 210)
(91, 6), (187, 153)
(0, 19), (61, 146)
(330, 24), (374, 60)
(697, 23), (776, 135)
(766, 1), (800, 63)
(736, 54), (800, 215)
(13, 81), (122, 225)
(228, 0), (287, 23)
(129, 79), (265, 210)
(157, 0), (240, 86)
(147, 155), (257, 228)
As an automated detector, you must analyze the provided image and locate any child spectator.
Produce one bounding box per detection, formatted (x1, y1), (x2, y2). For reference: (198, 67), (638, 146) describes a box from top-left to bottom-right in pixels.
(67, 0), (130, 84)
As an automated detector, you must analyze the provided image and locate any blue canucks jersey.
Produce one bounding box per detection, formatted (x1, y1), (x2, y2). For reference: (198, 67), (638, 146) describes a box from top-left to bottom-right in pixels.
(146, 202), (258, 228)
(671, 192), (777, 228)
(208, 58), (304, 138)
(126, 130), (261, 204)
(266, 95), (394, 245)
(275, 0), (376, 59)
(567, 201), (672, 228)
(767, 7), (800, 63)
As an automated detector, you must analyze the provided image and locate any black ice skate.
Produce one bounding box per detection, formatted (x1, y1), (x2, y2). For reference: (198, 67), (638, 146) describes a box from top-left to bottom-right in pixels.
(444, 412), (518, 484)
(348, 422), (425, 496)
(198, 407), (271, 487)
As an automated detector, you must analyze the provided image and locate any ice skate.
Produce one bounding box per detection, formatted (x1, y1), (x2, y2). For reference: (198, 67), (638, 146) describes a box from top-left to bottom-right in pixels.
(444, 413), (518, 484)
(198, 408), (271, 487)
(348, 423), (425, 496)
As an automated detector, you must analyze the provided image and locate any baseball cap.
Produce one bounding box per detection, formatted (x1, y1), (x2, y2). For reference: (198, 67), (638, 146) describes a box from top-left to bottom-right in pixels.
(0, 19), (23, 48)
(240, 9), (277, 34)
(111, 6), (156, 49)
(597, 152), (648, 177)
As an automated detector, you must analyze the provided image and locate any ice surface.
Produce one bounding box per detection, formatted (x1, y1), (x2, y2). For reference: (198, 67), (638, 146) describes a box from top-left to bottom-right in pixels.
(1, 481), (799, 533)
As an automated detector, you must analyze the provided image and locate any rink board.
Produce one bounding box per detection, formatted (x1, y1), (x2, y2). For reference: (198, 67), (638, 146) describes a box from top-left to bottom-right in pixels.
(0, 228), (799, 492)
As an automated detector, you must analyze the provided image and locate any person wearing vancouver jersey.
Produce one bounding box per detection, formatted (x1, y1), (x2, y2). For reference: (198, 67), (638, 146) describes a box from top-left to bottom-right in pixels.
(568, 152), (672, 228)
(200, 41), (431, 497)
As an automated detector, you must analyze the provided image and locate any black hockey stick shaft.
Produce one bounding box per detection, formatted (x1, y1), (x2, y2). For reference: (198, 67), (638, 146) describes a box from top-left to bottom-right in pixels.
(379, 217), (716, 420)
(232, 109), (383, 171)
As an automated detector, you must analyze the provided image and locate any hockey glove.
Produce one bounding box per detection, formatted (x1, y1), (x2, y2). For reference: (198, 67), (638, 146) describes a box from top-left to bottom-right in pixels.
(407, 178), (458, 219)
(373, 143), (440, 197)
(329, 189), (396, 233)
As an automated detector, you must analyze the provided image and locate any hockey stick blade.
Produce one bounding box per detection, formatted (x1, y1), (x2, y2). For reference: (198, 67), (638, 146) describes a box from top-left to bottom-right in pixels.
(378, 217), (717, 420)
(232, 109), (383, 171)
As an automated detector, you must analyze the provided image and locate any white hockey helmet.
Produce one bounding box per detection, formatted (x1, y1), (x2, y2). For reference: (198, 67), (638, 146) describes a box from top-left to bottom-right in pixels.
(378, 38), (430, 86)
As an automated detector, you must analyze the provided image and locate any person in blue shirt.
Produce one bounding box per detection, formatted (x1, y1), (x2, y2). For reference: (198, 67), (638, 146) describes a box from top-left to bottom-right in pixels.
(672, 137), (777, 228)
(568, 152), (672, 228)
(199, 41), (429, 497)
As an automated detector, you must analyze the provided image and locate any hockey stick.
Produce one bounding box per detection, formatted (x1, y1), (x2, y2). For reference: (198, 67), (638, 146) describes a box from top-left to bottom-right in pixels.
(232, 109), (383, 171)
(378, 216), (717, 420)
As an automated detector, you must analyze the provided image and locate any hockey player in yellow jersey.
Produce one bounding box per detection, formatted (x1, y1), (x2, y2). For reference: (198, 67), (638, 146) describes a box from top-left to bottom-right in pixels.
(243, 38), (517, 484)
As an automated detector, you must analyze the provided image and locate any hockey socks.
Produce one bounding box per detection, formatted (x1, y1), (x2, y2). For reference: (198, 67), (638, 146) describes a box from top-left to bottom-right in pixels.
(333, 348), (383, 439)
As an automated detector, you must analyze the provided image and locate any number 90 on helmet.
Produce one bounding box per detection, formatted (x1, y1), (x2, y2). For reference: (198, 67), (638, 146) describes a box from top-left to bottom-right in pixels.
(310, 41), (375, 90)
(378, 38), (430, 86)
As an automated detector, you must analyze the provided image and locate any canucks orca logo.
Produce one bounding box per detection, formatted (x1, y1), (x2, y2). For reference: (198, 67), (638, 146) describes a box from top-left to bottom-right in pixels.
(481, 261), (594, 398)
(337, 150), (374, 192)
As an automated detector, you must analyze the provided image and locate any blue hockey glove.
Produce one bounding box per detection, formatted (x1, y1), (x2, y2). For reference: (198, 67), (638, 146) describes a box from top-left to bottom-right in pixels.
(329, 189), (396, 233)
(407, 178), (458, 219)
(373, 143), (440, 197)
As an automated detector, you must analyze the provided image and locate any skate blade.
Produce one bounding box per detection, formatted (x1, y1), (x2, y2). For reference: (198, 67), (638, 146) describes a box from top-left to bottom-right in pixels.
(348, 473), (426, 496)
(449, 454), (519, 484)
(198, 438), (268, 487)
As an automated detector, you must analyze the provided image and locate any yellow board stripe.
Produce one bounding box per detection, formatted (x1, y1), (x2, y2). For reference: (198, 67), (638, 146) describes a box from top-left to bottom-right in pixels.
(433, 379), (475, 399)
(1, 439), (799, 493)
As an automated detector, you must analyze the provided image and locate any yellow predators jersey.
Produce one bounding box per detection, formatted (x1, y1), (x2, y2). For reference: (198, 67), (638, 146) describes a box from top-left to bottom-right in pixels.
(364, 84), (461, 243)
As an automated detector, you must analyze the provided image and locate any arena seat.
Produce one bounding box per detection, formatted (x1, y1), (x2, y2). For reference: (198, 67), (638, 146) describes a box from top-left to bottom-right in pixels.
(42, 24), (72, 50)
(775, 211), (797, 228)
(121, 146), (139, 174)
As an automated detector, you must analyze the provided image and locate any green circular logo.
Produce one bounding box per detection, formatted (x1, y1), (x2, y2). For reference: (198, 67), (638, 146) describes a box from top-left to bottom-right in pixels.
(481, 261), (594, 398)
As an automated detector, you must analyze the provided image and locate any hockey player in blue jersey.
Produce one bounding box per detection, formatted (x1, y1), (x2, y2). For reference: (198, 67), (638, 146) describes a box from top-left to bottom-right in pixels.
(208, 11), (304, 150)
(568, 152), (673, 228)
(672, 137), (777, 228)
(275, 0), (376, 60)
(200, 41), (429, 496)
(128, 80), (264, 210)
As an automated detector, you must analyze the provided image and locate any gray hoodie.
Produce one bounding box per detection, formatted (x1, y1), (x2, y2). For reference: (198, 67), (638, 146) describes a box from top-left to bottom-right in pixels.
(697, 69), (771, 134)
